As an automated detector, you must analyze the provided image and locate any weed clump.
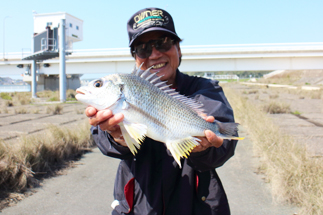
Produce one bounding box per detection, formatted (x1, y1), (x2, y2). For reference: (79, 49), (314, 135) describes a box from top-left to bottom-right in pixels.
(46, 104), (63, 115)
(15, 108), (28, 114)
(263, 101), (291, 114)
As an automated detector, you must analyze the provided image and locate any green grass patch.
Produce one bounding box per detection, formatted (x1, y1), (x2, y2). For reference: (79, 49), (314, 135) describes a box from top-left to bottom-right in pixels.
(0, 93), (12, 100)
(291, 110), (302, 115)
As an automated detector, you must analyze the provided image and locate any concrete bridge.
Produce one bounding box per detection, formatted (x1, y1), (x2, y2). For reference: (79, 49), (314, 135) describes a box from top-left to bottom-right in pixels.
(1, 42), (323, 94)
(1, 42), (323, 76)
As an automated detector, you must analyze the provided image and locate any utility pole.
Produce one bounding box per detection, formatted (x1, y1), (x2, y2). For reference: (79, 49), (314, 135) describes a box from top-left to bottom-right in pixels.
(59, 19), (66, 102)
(31, 60), (37, 98)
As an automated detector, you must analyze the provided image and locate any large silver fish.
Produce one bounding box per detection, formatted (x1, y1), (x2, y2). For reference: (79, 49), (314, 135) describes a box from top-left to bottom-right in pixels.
(76, 66), (243, 167)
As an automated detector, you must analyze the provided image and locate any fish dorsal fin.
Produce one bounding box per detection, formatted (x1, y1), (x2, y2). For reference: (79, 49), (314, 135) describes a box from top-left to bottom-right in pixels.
(132, 67), (205, 115)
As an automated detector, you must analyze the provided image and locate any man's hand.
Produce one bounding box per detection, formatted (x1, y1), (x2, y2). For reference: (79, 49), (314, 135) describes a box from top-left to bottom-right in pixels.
(191, 116), (223, 153)
(85, 106), (127, 147)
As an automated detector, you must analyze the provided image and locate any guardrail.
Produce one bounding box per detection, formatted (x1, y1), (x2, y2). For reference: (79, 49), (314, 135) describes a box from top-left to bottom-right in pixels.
(4, 42), (323, 60)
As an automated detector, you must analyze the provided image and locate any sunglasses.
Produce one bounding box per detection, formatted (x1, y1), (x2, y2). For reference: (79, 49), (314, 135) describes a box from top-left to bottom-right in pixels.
(133, 37), (175, 59)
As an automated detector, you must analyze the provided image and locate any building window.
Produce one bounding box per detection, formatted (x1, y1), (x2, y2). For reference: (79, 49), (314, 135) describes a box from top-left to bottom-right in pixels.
(76, 26), (79, 30)
(47, 22), (52, 26)
(70, 23), (72, 28)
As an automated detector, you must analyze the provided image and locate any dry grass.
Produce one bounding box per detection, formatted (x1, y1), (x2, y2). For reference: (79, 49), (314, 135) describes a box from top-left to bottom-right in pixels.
(224, 85), (323, 215)
(12, 92), (31, 105)
(46, 104), (63, 115)
(262, 101), (291, 114)
(14, 108), (28, 114)
(0, 121), (93, 191)
(0, 92), (31, 107)
(285, 88), (323, 100)
(36, 90), (59, 101)
(242, 89), (259, 94)
(36, 90), (77, 102)
(75, 108), (84, 115)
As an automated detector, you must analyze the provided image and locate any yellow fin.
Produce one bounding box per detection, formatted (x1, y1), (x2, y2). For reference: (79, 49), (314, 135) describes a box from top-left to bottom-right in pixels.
(166, 137), (200, 168)
(222, 136), (245, 140)
(119, 122), (141, 155)
(121, 120), (147, 155)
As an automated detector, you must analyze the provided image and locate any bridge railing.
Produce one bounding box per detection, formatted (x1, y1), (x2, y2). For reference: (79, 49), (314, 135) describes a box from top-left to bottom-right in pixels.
(4, 42), (323, 60)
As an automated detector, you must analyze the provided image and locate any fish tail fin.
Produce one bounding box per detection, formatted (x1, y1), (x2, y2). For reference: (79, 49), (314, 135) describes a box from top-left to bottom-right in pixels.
(166, 137), (200, 168)
(215, 121), (245, 140)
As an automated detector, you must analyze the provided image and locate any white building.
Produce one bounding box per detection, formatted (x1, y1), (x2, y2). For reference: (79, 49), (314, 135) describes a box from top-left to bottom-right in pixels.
(22, 12), (83, 92)
(33, 12), (83, 51)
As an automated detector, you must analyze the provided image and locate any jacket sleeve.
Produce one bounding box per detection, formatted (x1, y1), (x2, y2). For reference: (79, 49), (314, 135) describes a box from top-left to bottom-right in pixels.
(187, 79), (238, 172)
(90, 126), (133, 159)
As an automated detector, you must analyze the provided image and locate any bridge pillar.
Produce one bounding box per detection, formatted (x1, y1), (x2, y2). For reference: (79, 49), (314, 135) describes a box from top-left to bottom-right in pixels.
(59, 19), (66, 102)
(31, 60), (37, 98)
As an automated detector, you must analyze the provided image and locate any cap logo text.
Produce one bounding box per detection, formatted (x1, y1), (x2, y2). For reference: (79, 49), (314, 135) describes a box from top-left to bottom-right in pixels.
(134, 10), (163, 24)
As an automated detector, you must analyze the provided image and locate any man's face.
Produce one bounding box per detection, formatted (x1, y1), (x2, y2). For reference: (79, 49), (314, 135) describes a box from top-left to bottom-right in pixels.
(133, 31), (181, 86)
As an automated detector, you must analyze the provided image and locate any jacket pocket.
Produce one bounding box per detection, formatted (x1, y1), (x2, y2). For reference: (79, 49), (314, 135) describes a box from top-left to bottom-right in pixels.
(124, 177), (135, 213)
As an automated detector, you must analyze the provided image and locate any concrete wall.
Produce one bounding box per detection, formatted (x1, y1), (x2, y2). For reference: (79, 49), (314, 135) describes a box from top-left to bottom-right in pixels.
(43, 75), (81, 91)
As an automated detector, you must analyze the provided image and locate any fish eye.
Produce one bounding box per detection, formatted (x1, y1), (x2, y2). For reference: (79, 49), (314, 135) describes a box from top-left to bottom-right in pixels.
(93, 80), (103, 88)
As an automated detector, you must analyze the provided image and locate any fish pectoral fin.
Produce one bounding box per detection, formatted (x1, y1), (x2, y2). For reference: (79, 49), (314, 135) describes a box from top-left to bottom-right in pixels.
(123, 120), (147, 146)
(166, 137), (200, 168)
(119, 122), (141, 155)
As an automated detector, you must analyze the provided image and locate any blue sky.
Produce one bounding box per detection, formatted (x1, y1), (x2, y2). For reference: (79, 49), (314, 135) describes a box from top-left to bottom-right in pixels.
(1, 0), (323, 53)
(1, 0), (323, 80)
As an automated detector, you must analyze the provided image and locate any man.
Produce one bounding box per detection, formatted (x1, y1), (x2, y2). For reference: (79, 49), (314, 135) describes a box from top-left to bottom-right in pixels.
(86, 8), (238, 215)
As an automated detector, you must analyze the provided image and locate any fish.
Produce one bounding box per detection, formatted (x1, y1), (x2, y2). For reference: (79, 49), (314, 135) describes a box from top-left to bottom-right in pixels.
(75, 65), (244, 167)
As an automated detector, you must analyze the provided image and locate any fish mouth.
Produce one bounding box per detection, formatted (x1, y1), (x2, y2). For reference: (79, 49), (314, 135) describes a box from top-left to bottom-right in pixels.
(76, 89), (86, 95)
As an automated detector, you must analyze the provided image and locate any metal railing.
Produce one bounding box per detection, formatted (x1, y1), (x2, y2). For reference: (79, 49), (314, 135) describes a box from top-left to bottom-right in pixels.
(41, 38), (57, 51)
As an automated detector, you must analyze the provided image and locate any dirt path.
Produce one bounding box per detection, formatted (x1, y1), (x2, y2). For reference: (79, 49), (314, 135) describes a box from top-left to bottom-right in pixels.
(1, 127), (298, 214)
(1, 148), (118, 215)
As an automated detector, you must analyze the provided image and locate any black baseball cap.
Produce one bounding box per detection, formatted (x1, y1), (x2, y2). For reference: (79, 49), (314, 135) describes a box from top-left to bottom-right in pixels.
(127, 8), (180, 47)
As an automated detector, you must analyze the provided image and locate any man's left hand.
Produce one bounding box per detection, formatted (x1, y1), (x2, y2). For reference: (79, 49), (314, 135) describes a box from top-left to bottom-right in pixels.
(192, 116), (223, 153)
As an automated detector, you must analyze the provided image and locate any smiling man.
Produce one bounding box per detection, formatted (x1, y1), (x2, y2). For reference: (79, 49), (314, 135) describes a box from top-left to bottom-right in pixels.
(85, 8), (238, 215)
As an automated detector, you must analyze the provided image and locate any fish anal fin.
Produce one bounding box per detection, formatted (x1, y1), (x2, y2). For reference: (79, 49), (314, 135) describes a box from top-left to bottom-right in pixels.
(166, 137), (200, 168)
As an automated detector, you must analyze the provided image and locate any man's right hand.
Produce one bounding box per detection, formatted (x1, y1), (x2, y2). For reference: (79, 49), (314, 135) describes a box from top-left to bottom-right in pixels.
(85, 107), (127, 147)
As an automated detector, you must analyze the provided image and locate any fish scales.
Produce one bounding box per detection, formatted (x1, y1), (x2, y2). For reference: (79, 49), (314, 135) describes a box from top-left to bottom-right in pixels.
(75, 67), (244, 167)
(120, 73), (209, 140)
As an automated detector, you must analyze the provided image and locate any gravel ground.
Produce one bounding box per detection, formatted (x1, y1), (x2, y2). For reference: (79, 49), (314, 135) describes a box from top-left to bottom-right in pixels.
(227, 82), (323, 157)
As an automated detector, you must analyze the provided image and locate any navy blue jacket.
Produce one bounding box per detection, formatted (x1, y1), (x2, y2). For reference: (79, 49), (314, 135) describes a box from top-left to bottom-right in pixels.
(91, 70), (237, 215)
